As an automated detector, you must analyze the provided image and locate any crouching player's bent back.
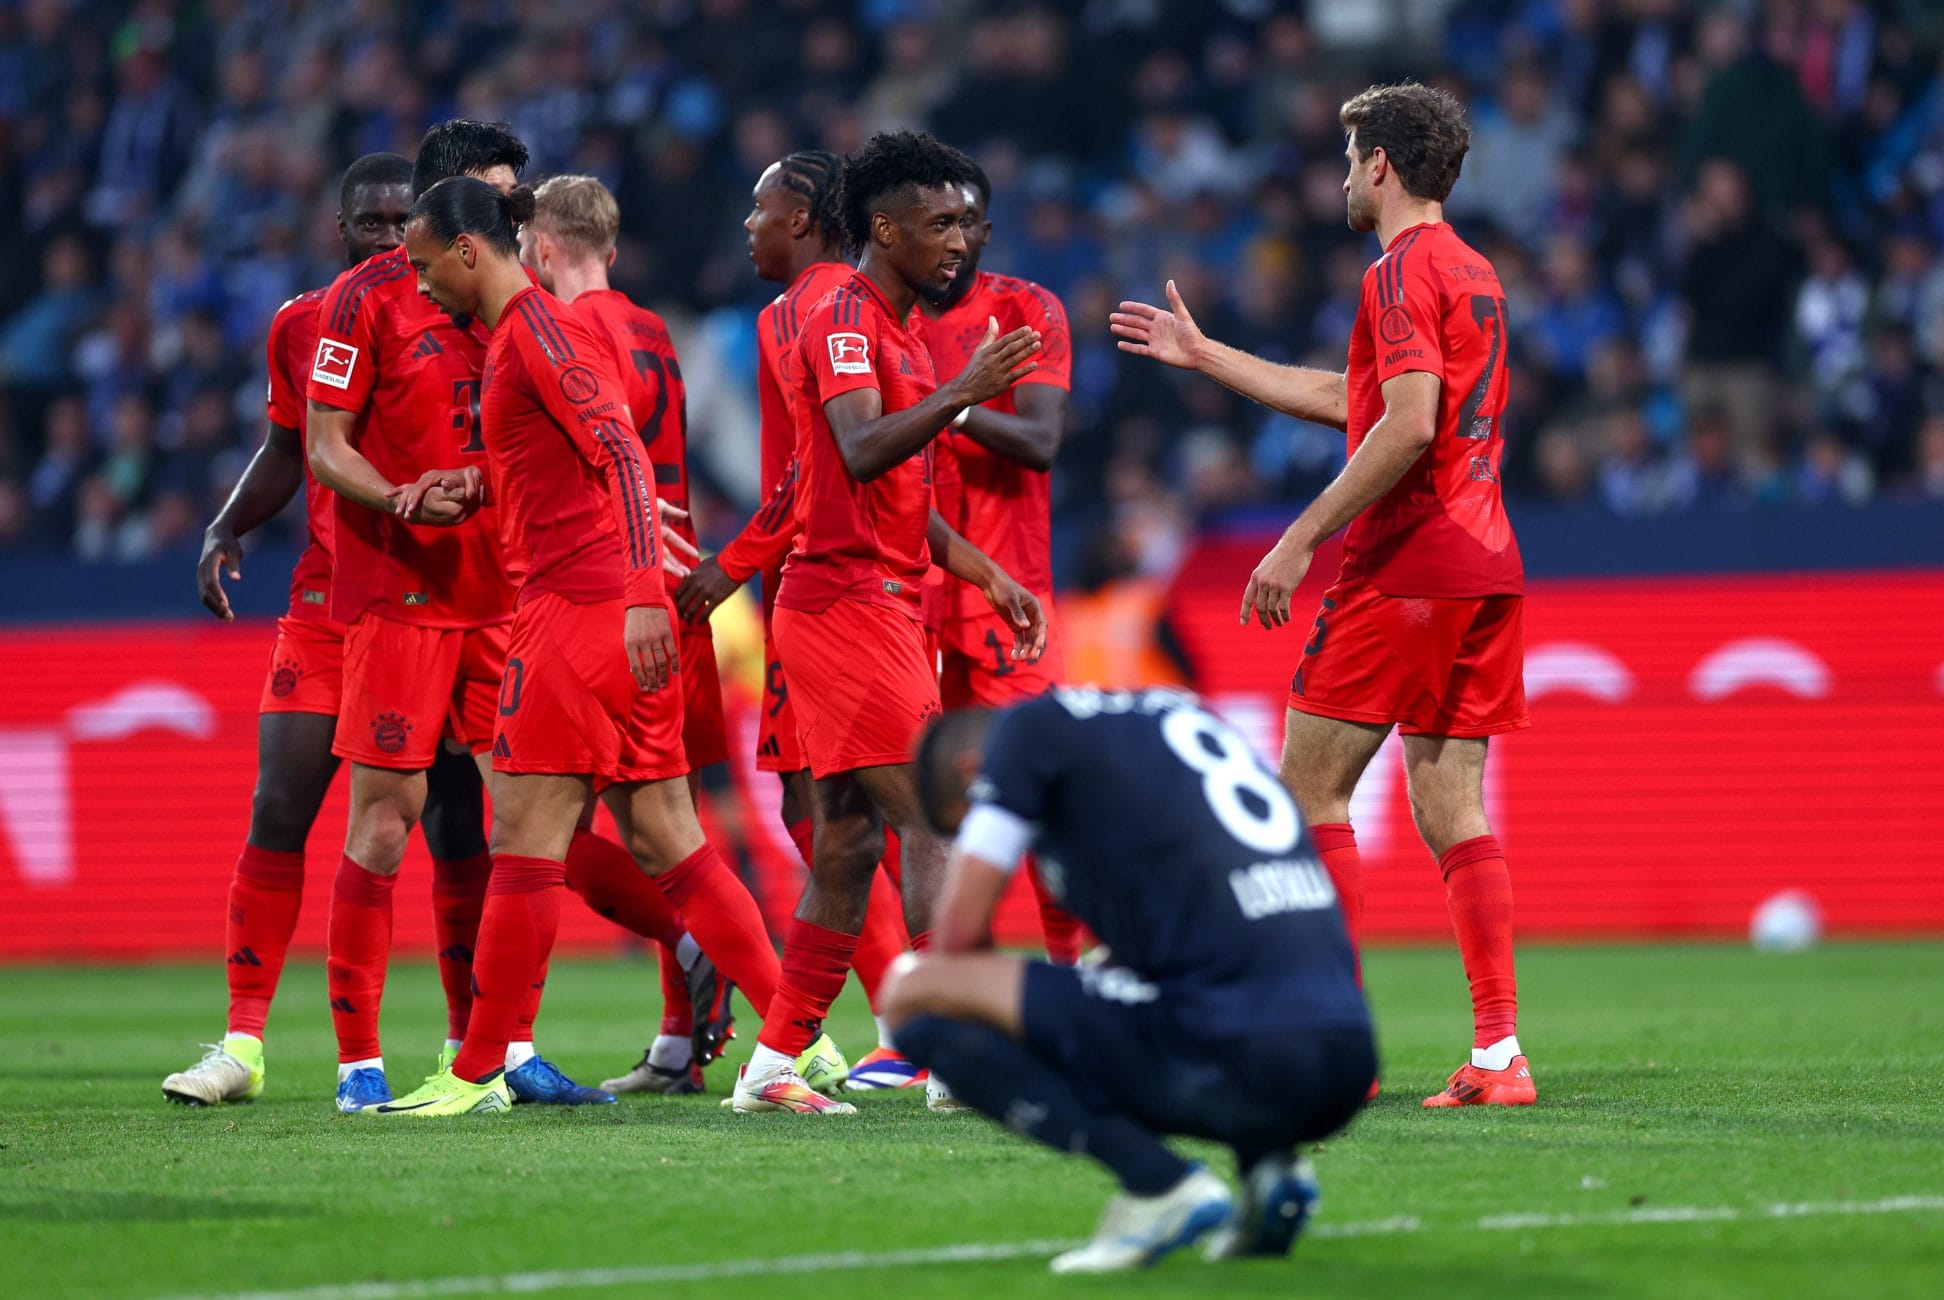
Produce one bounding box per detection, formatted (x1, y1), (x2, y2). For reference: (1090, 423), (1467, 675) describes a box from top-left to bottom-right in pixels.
(883, 688), (1374, 1274)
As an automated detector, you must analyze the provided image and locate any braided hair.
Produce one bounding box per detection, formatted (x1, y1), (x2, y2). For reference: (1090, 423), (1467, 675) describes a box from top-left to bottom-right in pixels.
(776, 149), (842, 241)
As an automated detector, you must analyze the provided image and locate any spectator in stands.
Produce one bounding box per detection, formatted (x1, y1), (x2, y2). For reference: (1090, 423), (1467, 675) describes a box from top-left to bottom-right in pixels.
(1679, 158), (1799, 475)
(0, 236), (98, 392)
(1447, 60), (1577, 242)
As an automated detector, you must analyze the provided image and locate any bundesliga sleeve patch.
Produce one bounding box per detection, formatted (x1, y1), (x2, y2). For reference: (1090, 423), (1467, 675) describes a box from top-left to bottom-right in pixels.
(827, 332), (871, 375)
(311, 339), (360, 390)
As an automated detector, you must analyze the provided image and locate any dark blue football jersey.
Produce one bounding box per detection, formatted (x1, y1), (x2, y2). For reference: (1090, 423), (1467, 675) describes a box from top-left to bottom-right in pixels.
(972, 686), (1369, 1038)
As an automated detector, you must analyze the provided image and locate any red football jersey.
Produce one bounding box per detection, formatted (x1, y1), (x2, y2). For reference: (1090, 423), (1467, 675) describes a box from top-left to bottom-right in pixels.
(1343, 221), (1522, 598)
(570, 289), (694, 556)
(718, 260), (854, 595)
(305, 245), (514, 628)
(264, 287), (336, 624)
(777, 272), (939, 619)
(482, 285), (665, 610)
(922, 271), (1071, 641)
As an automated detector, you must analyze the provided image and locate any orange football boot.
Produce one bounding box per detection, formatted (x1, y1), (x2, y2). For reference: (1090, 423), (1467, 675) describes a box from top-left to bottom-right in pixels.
(1422, 1055), (1535, 1107)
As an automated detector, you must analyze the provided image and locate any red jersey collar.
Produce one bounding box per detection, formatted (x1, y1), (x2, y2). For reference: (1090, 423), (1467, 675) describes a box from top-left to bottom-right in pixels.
(790, 260), (848, 291)
(845, 269), (913, 328)
(1383, 220), (1444, 251)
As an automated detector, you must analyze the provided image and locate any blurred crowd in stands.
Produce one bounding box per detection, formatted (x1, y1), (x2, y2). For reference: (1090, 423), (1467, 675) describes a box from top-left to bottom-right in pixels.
(3, 0), (1944, 583)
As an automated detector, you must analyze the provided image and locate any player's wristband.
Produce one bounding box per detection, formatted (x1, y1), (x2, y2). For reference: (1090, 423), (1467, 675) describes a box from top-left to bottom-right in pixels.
(954, 803), (1036, 873)
(951, 406), (972, 429)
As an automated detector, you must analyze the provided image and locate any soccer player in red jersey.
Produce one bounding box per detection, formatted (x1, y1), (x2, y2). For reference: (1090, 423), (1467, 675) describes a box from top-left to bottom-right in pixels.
(1113, 83), (1533, 1107)
(303, 122), (607, 1111)
(675, 152), (916, 1091)
(515, 174), (779, 1095)
(372, 179), (779, 1116)
(917, 161), (1090, 970)
(732, 131), (1046, 1115)
(161, 155), (489, 1106)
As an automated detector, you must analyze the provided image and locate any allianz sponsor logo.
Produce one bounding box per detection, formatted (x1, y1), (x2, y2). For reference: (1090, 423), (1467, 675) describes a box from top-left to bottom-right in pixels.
(1229, 855), (1336, 919)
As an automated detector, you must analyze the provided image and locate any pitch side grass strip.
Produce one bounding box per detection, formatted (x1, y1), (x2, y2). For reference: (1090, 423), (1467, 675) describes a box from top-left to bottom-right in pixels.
(172, 1194), (1944, 1300)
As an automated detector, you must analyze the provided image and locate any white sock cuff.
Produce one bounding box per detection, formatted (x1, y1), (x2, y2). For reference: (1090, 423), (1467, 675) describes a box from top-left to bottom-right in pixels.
(505, 1041), (537, 1069)
(1471, 1035), (1522, 1071)
(337, 1057), (383, 1082)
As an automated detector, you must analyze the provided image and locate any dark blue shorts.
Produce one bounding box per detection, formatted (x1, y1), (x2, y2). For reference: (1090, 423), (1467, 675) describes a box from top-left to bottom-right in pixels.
(1019, 962), (1375, 1159)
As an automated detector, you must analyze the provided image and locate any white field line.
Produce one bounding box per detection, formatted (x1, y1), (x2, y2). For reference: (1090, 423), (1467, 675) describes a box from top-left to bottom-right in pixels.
(172, 1194), (1944, 1300)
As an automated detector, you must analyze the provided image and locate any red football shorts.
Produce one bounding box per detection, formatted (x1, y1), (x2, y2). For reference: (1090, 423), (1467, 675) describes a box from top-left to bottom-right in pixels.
(754, 624), (804, 774)
(492, 593), (688, 783)
(1287, 570), (1528, 738)
(678, 621), (728, 770)
(773, 598), (941, 779)
(258, 615), (347, 716)
(334, 615), (509, 768)
(940, 620), (1066, 709)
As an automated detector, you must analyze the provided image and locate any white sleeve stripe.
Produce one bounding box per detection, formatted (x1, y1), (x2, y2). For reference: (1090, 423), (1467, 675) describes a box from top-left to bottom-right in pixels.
(954, 804), (1037, 874)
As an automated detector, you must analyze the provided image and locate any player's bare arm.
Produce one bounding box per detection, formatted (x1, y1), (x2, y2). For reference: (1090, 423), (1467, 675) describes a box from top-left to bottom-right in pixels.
(929, 847), (1010, 954)
(1112, 279), (1349, 431)
(1241, 370), (1441, 630)
(197, 421), (306, 622)
(928, 508), (1047, 661)
(305, 401), (410, 514)
(826, 320), (1039, 482)
(956, 381), (1066, 470)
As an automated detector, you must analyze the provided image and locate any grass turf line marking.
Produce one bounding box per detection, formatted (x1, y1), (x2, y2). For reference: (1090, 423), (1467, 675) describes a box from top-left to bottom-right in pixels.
(175, 1196), (1944, 1300)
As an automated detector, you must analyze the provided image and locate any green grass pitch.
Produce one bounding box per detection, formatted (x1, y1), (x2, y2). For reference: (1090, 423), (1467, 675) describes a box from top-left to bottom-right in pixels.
(3, 942), (1941, 1298)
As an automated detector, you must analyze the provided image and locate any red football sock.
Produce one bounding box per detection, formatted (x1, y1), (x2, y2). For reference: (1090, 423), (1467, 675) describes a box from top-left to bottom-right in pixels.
(653, 843), (778, 1017)
(658, 943), (693, 1037)
(785, 817), (816, 870)
(224, 846), (305, 1038)
(1439, 835), (1518, 1050)
(850, 867), (910, 1012)
(327, 855), (397, 1063)
(517, 959), (549, 1044)
(565, 828), (687, 948)
(1025, 855), (1085, 965)
(430, 852), (492, 1042)
(452, 855), (564, 1083)
(1311, 823), (1364, 985)
(759, 917), (859, 1057)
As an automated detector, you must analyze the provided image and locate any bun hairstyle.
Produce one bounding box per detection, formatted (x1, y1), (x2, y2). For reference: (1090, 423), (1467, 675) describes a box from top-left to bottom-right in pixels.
(408, 177), (536, 255)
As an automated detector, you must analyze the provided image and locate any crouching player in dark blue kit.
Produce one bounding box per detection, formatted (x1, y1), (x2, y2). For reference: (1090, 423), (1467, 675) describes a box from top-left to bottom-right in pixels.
(883, 686), (1375, 1273)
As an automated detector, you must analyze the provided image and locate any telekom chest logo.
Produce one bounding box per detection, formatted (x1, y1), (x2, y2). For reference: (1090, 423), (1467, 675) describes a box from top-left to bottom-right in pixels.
(827, 332), (871, 375)
(311, 339), (361, 390)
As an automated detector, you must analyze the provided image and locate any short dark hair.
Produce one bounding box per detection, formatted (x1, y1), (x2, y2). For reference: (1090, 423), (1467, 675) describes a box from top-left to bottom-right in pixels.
(1339, 82), (1471, 203)
(775, 149), (844, 241)
(409, 177), (536, 255)
(412, 119), (529, 197)
(340, 152), (414, 211)
(835, 130), (976, 256)
(913, 708), (998, 835)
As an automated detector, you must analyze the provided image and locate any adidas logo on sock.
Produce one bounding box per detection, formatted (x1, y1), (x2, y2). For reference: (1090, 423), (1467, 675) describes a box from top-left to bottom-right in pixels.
(227, 947), (263, 968)
(438, 944), (474, 963)
(329, 996), (357, 1014)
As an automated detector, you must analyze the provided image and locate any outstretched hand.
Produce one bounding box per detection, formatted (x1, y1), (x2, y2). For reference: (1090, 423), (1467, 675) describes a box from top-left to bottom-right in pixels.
(952, 317), (1041, 408)
(1110, 279), (1207, 370)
